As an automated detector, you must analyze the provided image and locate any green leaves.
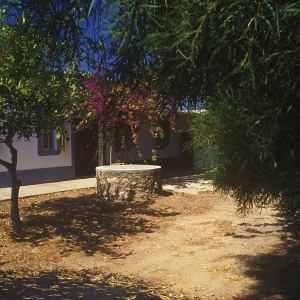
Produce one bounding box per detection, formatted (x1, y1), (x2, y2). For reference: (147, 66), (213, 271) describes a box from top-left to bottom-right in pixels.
(107, 0), (300, 228)
(0, 1), (90, 143)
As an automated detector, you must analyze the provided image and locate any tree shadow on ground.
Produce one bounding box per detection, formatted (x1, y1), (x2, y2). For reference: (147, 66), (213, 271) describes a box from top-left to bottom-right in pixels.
(162, 173), (212, 190)
(226, 212), (286, 240)
(9, 191), (179, 257)
(0, 269), (170, 300)
(236, 234), (300, 299)
(217, 209), (300, 299)
(161, 167), (208, 179)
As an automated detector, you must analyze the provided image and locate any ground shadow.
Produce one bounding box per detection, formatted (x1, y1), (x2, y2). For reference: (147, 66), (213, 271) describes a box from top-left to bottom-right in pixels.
(161, 190), (173, 197)
(235, 226), (300, 300)
(161, 167), (208, 179)
(225, 221), (283, 239)
(0, 270), (167, 300)
(217, 209), (300, 299)
(9, 192), (180, 257)
(162, 173), (212, 190)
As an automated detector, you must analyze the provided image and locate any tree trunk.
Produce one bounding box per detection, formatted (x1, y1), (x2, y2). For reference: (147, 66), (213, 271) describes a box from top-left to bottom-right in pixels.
(0, 129), (22, 230)
(9, 170), (21, 230)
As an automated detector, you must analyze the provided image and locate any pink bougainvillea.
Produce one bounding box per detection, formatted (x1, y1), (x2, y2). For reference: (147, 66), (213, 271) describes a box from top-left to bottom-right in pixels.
(79, 69), (176, 163)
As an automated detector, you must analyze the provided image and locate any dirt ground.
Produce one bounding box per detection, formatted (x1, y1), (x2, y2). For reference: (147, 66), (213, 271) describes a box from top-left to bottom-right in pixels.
(1, 186), (300, 299)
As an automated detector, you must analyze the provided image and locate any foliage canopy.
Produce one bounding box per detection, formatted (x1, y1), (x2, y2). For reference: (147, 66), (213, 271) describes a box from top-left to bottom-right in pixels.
(105, 0), (300, 227)
(0, 0), (96, 229)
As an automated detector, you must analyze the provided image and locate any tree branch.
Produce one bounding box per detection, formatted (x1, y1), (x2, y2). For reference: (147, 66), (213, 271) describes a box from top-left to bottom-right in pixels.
(0, 157), (12, 171)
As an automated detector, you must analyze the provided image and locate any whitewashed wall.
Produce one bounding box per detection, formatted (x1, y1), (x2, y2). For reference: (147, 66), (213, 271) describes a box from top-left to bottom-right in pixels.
(104, 113), (193, 164)
(0, 123), (75, 187)
(0, 123), (72, 172)
(0, 112), (198, 187)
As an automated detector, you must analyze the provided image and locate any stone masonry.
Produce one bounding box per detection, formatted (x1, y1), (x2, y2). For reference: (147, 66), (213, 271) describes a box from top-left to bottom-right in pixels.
(96, 168), (162, 200)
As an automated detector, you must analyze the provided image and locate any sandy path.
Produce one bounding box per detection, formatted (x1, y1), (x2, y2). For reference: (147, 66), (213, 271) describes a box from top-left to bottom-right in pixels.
(59, 192), (293, 299)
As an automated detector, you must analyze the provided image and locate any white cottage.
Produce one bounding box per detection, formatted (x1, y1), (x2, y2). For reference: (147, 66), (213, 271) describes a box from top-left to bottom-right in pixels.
(0, 113), (200, 187)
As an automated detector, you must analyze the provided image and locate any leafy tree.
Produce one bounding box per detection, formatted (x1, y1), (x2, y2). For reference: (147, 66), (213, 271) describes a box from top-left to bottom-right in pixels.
(103, 1), (300, 226)
(0, 0), (95, 230)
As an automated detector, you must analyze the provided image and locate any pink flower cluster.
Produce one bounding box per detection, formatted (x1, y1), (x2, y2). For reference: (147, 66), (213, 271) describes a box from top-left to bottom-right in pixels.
(82, 71), (176, 160)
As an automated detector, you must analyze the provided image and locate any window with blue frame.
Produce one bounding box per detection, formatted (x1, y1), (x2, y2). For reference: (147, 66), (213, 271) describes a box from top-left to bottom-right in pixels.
(37, 129), (64, 156)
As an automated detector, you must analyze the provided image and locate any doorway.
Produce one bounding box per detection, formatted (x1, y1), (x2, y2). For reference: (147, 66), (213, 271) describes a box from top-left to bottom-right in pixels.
(74, 119), (99, 178)
(181, 132), (194, 169)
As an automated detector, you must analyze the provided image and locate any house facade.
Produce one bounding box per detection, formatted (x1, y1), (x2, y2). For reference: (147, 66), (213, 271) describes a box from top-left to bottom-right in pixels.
(0, 113), (200, 188)
(0, 123), (75, 187)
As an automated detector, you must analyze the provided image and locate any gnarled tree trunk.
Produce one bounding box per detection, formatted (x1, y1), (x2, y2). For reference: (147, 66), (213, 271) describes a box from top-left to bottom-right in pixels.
(0, 129), (21, 230)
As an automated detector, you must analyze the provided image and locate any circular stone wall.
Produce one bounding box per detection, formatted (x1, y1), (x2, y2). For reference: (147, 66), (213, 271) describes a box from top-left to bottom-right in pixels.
(96, 165), (162, 200)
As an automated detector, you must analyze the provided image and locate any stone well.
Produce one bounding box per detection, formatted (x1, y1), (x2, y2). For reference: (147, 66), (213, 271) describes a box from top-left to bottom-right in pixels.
(95, 165), (162, 200)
